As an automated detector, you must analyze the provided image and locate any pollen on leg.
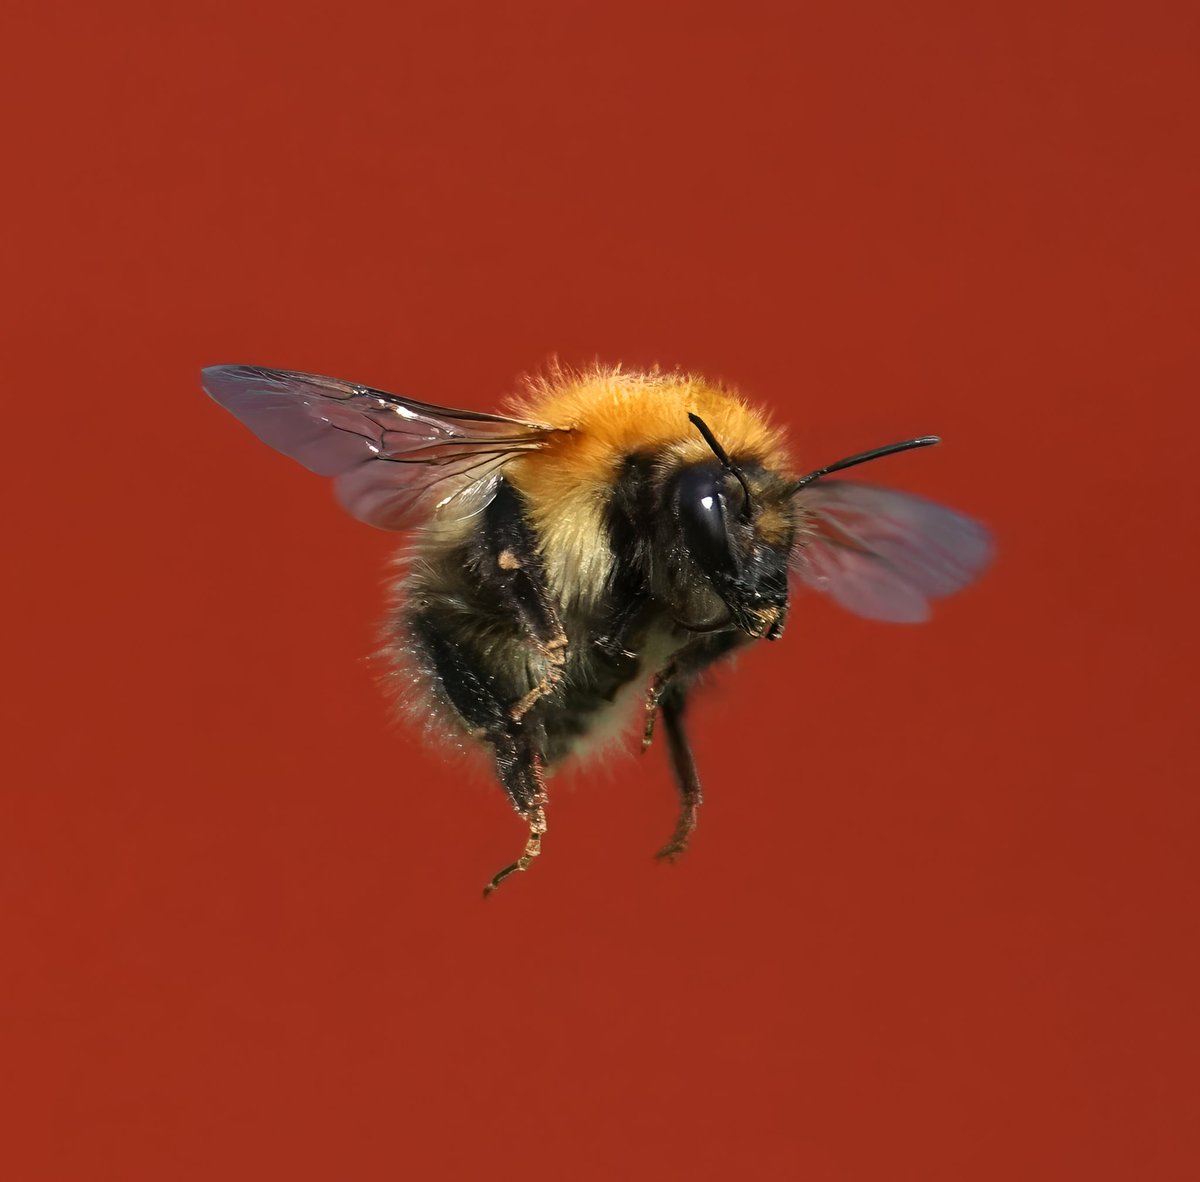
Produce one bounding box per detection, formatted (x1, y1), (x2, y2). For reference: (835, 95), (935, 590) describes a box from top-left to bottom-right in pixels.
(497, 548), (521, 571)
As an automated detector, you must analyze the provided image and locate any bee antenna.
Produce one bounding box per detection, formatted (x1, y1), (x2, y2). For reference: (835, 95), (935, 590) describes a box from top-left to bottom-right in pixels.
(790, 435), (941, 492)
(687, 413), (754, 511)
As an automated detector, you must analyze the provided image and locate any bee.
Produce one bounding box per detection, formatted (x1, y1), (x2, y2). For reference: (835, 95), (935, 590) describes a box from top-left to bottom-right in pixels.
(203, 363), (992, 894)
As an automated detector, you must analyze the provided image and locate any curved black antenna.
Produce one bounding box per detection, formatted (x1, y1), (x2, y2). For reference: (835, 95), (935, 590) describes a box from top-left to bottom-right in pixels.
(687, 412), (754, 514)
(790, 435), (941, 492)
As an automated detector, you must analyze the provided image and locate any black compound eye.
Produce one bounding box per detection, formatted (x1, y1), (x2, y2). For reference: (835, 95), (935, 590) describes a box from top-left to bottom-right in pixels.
(676, 465), (738, 578)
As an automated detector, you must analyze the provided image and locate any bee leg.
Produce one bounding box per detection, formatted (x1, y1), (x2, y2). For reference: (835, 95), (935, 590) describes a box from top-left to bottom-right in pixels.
(483, 800), (548, 896)
(407, 608), (552, 896)
(510, 634), (567, 722)
(654, 686), (703, 861)
(641, 662), (678, 752)
(478, 479), (570, 722)
(648, 631), (748, 858)
(416, 478), (586, 894)
(484, 738), (549, 897)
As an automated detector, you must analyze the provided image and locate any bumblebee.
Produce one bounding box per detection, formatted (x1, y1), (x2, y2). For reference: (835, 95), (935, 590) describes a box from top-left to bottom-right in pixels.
(203, 363), (992, 894)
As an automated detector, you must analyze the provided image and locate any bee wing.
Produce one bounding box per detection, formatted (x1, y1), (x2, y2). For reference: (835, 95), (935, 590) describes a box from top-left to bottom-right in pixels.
(792, 480), (993, 623)
(202, 365), (563, 530)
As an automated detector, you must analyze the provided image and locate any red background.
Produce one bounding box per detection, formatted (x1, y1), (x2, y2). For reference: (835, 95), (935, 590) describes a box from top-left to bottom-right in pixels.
(4, 2), (1197, 1178)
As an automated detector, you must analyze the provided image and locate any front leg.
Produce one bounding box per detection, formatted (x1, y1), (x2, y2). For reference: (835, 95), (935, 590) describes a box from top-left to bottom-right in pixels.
(654, 683), (703, 861)
(645, 631), (748, 861)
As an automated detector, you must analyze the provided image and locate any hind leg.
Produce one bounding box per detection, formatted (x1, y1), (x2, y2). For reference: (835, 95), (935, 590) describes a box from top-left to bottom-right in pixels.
(410, 610), (557, 895)
(483, 737), (549, 896)
(406, 479), (570, 895)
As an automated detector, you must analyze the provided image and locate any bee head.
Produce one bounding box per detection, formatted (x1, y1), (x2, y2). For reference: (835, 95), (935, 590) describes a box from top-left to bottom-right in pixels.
(664, 415), (796, 640)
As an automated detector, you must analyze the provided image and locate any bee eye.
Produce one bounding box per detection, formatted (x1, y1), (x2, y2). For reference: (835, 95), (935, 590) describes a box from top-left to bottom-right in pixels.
(676, 466), (738, 577)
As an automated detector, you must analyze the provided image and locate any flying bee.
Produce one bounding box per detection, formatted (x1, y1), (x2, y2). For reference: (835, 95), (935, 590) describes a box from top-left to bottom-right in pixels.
(203, 363), (992, 894)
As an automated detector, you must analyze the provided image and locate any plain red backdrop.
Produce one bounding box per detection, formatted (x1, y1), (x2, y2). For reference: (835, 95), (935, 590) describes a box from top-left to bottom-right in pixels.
(3, 1), (1197, 1178)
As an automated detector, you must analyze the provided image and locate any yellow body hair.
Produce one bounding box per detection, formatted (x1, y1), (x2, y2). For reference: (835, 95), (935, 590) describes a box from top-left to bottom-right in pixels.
(504, 365), (792, 608)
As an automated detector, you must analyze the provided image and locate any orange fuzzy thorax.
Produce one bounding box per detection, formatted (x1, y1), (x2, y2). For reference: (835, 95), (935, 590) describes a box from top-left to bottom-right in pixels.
(502, 365), (792, 607)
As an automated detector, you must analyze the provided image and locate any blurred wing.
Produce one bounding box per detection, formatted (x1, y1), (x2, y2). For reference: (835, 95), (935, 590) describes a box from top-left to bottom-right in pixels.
(202, 365), (563, 530)
(793, 480), (993, 623)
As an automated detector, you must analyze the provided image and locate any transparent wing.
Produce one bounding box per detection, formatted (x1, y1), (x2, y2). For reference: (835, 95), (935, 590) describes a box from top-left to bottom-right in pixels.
(793, 480), (993, 623)
(202, 365), (563, 530)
